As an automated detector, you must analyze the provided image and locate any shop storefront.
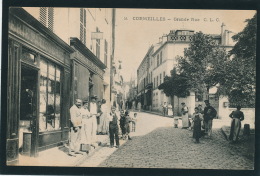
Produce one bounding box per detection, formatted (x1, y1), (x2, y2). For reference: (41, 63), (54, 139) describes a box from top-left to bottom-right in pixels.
(7, 8), (74, 164)
(70, 38), (106, 103)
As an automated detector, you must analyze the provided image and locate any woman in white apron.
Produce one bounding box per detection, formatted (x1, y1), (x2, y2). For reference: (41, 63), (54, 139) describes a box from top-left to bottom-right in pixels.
(81, 100), (92, 148)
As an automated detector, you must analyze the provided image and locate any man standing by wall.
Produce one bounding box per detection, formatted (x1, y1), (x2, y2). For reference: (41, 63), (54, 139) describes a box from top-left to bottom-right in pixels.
(203, 100), (217, 138)
(69, 99), (83, 156)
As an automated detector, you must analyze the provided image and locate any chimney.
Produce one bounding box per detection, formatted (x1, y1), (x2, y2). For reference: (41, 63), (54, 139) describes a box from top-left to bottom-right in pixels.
(162, 34), (167, 43)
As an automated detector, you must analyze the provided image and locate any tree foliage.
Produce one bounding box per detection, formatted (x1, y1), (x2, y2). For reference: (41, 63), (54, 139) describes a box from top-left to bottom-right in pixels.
(217, 13), (257, 107)
(176, 32), (229, 99)
(158, 68), (190, 98)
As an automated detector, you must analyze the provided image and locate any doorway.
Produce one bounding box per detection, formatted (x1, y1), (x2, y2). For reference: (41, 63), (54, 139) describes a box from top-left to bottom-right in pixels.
(19, 65), (38, 156)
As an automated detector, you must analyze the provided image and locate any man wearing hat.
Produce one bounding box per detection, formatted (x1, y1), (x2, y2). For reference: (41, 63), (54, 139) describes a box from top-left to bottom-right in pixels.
(69, 99), (83, 156)
(203, 100), (217, 138)
(89, 95), (100, 147)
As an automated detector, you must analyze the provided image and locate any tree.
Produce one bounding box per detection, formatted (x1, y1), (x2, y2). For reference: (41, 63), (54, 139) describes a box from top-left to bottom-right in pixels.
(158, 68), (191, 115)
(217, 13), (256, 107)
(177, 32), (229, 100)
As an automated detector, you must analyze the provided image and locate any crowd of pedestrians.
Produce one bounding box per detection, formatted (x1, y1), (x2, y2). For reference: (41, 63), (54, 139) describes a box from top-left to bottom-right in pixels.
(178, 100), (244, 144)
(178, 100), (217, 144)
(69, 96), (138, 156)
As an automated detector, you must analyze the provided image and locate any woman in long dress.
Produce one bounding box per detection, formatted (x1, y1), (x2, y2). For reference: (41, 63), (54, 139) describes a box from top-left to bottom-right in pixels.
(99, 99), (109, 134)
(168, 103), (173, 116)
(81, 100), (92, 147)
(229, 105), (244, 142)
(192, 107), (203, 143)
(181, 102), (189, 129)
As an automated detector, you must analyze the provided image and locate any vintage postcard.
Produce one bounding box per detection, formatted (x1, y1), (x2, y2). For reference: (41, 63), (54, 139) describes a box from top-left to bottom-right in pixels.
(5, 6), (256, 171)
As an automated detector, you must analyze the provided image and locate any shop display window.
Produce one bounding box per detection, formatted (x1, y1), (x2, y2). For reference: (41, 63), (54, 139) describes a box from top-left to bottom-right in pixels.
(39, 58), (62, 132)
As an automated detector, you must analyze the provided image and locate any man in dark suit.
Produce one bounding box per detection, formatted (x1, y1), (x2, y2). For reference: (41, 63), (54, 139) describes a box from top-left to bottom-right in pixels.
(108, 106), (120, 148)
(203, 100), (217, 138)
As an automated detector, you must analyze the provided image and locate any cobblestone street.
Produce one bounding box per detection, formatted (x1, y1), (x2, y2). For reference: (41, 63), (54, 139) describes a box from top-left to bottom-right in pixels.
(80, 111), (254, 170)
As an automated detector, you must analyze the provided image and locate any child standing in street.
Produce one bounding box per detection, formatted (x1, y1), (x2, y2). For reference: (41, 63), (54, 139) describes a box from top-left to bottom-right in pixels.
(119, 110), (126, 139)
(131, 113), (138, 132)
(192, 107), (203, 143)
(124, 111), (132, 140)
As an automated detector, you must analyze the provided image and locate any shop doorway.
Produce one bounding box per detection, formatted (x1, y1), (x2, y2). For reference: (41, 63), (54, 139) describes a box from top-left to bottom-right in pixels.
(19, 65), (38, 157)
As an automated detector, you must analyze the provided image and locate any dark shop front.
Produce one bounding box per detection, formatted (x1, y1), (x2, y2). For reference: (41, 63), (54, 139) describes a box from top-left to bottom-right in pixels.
(70, 38), (106, 103)
(7, 8), (74, 164)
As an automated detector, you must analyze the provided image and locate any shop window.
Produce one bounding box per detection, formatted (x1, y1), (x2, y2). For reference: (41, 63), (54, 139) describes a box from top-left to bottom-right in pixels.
(39, 58), (61, 132)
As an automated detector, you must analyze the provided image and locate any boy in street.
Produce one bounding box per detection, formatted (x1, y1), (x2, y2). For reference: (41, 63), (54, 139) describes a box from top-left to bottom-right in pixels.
(124, 111), (132, 140)
(131, 113), (138, 132)
(108, 106), (120, 148)
(119, 110), (126, 139)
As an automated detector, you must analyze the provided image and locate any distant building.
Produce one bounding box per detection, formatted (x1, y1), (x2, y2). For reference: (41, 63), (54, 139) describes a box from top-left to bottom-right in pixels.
(137, 25), (234, 116)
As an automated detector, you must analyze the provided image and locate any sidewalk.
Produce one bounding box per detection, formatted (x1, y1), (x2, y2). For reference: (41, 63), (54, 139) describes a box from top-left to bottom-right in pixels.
(17, 134), (109, 167)
(139, 109), (175, 118)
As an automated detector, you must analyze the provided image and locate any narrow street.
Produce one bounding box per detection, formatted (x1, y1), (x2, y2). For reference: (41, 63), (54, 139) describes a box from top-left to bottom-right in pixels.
(80, 111), (254, 169)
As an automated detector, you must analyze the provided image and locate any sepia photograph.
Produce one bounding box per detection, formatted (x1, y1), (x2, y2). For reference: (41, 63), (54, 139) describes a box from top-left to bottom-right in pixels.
(5, 6), (256, 171)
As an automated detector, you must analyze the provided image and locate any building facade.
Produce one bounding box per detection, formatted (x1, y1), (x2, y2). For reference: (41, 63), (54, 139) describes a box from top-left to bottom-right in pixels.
(7, 8), (74, 164)
(23, 7), (115, 105)
(137, 25), (234, 117)
(7, 7), (115, 164)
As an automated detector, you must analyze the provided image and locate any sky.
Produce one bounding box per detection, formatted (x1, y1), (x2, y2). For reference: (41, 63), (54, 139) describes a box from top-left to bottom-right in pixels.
(114, 9), (256, 82)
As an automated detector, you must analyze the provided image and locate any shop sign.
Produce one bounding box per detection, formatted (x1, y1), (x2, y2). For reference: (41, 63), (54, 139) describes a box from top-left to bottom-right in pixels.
(9, 15), (65, 63)
(74, 50), (104, 77)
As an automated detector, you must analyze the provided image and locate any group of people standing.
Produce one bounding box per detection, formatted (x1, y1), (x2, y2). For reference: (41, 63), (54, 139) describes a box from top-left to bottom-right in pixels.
(175, 100), (217, 143)
(69, 96), (138, 156)
(162, 102), (173, 116)
(69, 96), (110, 156)
(176, 100), (245, 144)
